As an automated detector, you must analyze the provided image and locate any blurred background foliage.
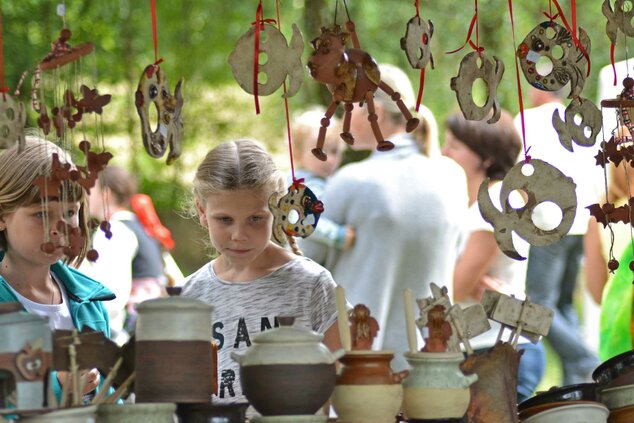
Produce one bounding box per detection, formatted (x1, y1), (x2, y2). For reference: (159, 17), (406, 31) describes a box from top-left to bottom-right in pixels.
(2, 0), (618, 273)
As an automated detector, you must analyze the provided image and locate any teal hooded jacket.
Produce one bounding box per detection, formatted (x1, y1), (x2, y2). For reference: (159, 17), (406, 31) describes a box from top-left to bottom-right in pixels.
(0, 252), (116, 404)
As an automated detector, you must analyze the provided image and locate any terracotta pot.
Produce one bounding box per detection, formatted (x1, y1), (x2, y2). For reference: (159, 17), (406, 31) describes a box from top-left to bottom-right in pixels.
(231, 317), (343, 416)
(96, 403), (176, 423)
(401, 351), (477, 420)
(609, 404), (634, 423)
(519, 400), (599, 420)
(331, 351), (406, 423)
(521, 402), (608, 423)
(135, 297), (214, 403)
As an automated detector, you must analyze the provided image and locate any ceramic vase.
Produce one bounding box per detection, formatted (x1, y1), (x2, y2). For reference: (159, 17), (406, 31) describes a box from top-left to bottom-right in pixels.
(135, 297), (214, 403)
(231, 317), (344, 416)
(331, 350), (404, 423)
(96, 403), (177, 423)
(401, 351), (477, 420)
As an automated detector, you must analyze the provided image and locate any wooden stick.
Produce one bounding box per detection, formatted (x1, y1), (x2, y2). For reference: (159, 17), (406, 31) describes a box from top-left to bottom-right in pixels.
(47, 372), (58, 409)
(335, 286), (351, 351)
(104, 372), (135, 404)
(404, 288), (418, 353)
(90, 357), (123, 405)
(59, 372), (72, 408)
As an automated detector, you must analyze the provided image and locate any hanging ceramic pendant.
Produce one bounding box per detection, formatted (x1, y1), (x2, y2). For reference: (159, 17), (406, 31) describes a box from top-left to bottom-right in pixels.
(400, 15), (434, 70)
(0, 92), (26, 151)
(269, 182), (324, 244)
(552, 97), (602, 152)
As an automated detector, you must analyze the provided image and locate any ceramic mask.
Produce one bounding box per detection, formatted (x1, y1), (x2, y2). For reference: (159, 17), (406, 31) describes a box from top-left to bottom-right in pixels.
(478, 159), (577, 260)
(400, 15), (434, 70)
(0, 94), (26, 151)
(269, 183), (324, 244)
(135, 65), (184, 164)
(552, 97), (602, 152)
(228, 23), (304, 98)
(517, 22), (591, 98)
(450, 51), (505, 123)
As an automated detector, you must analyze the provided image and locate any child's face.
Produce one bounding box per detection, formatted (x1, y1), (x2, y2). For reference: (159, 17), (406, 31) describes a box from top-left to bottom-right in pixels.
(197, 188), (274, 266)
(0, 200), (81, 266)
(300, 137), (343, 178)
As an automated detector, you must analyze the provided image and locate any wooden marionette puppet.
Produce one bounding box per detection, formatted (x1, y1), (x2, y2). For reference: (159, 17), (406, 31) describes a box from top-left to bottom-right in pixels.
(29, 5), (112, 262)
(306, 0), (419, 161)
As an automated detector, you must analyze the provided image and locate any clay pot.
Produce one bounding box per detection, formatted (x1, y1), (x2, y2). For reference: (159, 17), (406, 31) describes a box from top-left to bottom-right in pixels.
(593, 350), (634, 388)
(96, 403), (176, 423)
(231, 317), (344, 416)
(401, 351), (477, 420)
(331, 350), (405, 423)
(609, 403), (634, 423)
(175, 402), (248, 423)
(601, 383), (634, 410)
(135, 297), (214, 403)
(518, 383), (600, 412)
(519, 400), (599, 420)
(19, 405), (97, 422)
(521, 402), (608, 423)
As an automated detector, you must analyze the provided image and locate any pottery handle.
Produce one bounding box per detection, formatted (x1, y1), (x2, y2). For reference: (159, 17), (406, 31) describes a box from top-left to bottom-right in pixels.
(230, 351), (243, 364)
(332, 348), (346, 361)
(335, 286), (352, 351)
(461, 373), (479, 388)
(394, 369), (410, 383)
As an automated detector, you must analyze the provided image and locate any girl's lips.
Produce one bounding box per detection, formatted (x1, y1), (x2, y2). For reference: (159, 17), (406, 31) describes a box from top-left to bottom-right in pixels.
(226, 248), (250, 254)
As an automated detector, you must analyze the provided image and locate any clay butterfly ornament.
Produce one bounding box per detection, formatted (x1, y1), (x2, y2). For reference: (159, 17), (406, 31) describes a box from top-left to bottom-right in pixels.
(516, 21), (591, 99)
(478, 159), (577, 260)
(135, 64), (184, 165)
(228, 22), (304, 98)
(269, 182), (324, 243)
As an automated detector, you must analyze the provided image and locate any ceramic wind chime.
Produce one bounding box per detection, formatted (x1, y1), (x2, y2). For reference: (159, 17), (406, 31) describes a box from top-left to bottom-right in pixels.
(134, 0), (184, 165)
(448, 1), (505, 124)
(307, 0), (419, 161)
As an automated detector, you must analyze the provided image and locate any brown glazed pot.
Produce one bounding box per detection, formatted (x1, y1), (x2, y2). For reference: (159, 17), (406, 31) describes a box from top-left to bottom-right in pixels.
(331, 351), (406, 423)
(231, 317), (344, 416)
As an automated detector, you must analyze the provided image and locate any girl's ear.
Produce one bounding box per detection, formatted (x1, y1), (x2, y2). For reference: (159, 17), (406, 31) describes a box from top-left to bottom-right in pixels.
(195, 199), (208, 228)
(0, 215), (6, 231)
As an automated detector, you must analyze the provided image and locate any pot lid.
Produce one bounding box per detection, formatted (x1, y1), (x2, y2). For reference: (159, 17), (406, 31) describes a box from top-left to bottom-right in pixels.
(253, 316), (323, 344)
(136, 296), (213, 312)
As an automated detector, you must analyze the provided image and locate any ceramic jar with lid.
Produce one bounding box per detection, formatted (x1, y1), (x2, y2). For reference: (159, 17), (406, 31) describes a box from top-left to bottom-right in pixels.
(135, 297), (214, 403)
(401, 351), (477, 420)
(231, 317), (344, 416)
(331, 350), (406, 423)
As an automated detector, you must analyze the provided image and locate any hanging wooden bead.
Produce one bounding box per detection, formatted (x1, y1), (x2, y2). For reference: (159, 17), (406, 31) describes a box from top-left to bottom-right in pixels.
(516, 22), (591, 99)
(450, 51), (505, 123)
(400, 16), (434, 70)
(478, 159), (577, 260)
(269, 182), (324, 244)
(228, 23), (304, 98)
(0, 93), (26, 151)
(134, 65), (184, 165)
(602, 0), (634, 45)
(39, 28), (94, 71)
(552, 97), (602, 152)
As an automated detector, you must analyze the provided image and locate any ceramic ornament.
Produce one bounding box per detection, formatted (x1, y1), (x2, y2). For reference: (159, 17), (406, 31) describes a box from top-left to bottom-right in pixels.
(400, 15), (434, 70)
(516, 22), (591, 99)
(269, 182), (324, 244)
(481, 290), (553, 345)
(349, 304), (379, 351)
(134, 64), (184, 165)
(478, 159), (577, 260)
(552, 97), (602, 152)
(603, 0), (634, 45)
(415, 283), (489, 354)
(450, 51), (505, 123)
(70, 140), (113, 191)
(0, 92), (26, 151)
(307, 21), (419, 161)
(228, 23), (304, 98)
(421, 305), (452, 353)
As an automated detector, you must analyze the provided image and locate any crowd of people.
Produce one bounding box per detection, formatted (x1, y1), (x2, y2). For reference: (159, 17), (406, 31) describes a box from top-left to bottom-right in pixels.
(0, 60), (626, 411)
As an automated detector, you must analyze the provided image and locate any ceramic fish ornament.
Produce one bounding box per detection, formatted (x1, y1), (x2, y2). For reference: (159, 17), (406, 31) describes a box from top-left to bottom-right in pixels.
(552, 97), (602, 152)
(269, 182), (324, 244)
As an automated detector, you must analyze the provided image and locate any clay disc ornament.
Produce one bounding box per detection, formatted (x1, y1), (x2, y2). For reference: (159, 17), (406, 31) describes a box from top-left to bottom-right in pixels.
(134, 65), (184, 165)
(400, 15), (434, 70)
(268, 183), (324, 244)
(516, 22), (591, 99)
(228, 23), (304, 98)
(0, 93), (26, 151)
(478, 159), (577, 260)
(552, 97), (602, 152)
(450, 51), (505, 124)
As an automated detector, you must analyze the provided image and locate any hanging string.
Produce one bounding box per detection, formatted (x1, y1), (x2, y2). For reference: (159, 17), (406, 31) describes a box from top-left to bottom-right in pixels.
(275, 0), (299, 185)
(415, 0), (420, 16)
(543, 0), (558, 24)
(550, 0), (590, 77)
(445, 0), (482, 55)
(507, 0), (530, 162)
(150, 0), (163, 66)
(570, 0), (576, 40)
(252, 0), (264, 115)
(0, 6), (8, 100)
(414, 0), (425, 112)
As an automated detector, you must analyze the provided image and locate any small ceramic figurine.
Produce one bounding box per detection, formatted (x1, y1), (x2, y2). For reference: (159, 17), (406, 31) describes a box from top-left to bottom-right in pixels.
(349, 304), (379, 350)
(422, 305), (452, 353)
(307, 21), (419, 161)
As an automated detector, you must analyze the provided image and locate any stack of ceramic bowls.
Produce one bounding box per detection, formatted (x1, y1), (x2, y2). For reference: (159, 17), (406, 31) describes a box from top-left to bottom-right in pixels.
(520, 402), (609, 423)
(518, 383), (601, 420)
(594, 350), (634, 422)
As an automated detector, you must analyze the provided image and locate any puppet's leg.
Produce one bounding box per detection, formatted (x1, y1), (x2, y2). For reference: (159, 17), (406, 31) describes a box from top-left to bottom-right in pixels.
(340, 103), (355, 145)
(312, 100), (340, 161)
(365, 91), (394, 152)
(378, 81), (420, 132)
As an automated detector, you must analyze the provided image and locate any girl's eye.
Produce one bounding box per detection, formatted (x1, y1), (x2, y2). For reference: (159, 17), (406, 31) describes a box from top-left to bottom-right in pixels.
(249, 215), (263, 223)
(35, 212), (45, 218)
(63, 210), (77, 219)
(216, 216), (232, 223)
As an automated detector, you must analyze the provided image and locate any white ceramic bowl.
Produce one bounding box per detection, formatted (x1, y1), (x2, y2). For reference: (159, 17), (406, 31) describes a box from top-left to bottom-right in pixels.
(601, 383), (634, 410)
(522, 402), (608, 423)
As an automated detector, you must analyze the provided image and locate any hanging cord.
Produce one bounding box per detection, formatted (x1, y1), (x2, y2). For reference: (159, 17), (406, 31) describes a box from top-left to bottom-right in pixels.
(601, 109), (618, 267)
(250, 0), (276, 115)
(445, 0), (483, 55)
(150, 0), (163, 67)
(550, 0), (590, 77)
(508, 0), (530, 162)
(0, 5), (9, 100)
(414, 0), (426, 112)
